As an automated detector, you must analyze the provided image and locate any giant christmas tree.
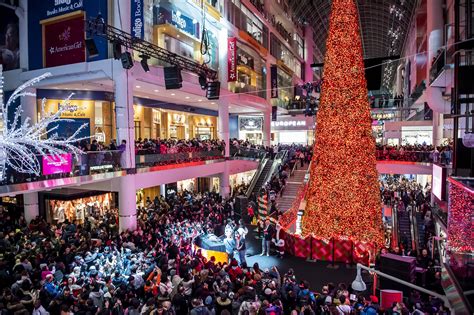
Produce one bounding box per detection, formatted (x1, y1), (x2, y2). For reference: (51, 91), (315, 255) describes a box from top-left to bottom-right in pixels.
(302, 0), (383, 245)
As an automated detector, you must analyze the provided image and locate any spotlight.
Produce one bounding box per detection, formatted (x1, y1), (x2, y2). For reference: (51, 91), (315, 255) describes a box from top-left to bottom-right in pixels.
(113, 41), (122, 60)
(199, 74), (207, 90)
(120, 52), (134, 70)
(164, 66), (183, 89)
(85, 38), (99, 58)
(206, 81), (220, 100)
(139, 54), (150, 72)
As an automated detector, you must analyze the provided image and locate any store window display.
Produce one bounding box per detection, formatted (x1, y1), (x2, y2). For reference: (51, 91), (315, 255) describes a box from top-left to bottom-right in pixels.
(46, 192), (115, 225)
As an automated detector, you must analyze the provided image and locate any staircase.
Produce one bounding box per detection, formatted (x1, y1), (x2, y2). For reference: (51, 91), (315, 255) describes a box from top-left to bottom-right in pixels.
(277, 163), (309, 213)
(249, 159), (274, 196)
(398, 210), (413, 251)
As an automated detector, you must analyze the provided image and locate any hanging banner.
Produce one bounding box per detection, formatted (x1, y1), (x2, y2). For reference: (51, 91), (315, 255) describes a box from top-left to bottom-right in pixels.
(271, 65), (278, 98)
(131, 0), (144, 39)
(227, 37), (237, 82)
(42, 153), (72, 175)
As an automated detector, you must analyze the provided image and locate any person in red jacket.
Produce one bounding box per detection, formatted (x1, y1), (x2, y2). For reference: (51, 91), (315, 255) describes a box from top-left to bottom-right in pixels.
(227, 259), (242, 281)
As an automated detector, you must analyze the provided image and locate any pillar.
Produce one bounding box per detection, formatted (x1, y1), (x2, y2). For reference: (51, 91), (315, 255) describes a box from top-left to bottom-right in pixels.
(426, 0), (445, 146)
(20, 87), (36, 125)
(118, 175), (137, 231)
(23, 192), (39, 223)
(262, 108), (272, 147)
(160, 184), (166, 198)
(113, 0), (130, 32)
(218, 100), (230, 157)
(18, 0), (28, 70)
(304, 25), (314, 82)
(114, 65), (135, 169)
(219, 164), (230, 198)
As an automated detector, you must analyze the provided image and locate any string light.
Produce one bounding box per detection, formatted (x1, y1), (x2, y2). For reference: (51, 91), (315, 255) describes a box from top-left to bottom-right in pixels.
(0, 71), (89, 179)
(302, 0), (384, 246)
(447, 179), (474, 253)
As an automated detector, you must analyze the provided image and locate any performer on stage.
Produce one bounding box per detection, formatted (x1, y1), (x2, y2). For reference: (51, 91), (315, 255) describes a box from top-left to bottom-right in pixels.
(235, 230), (246, 266)
(260, 219), (274, 256)
(273, 223), (285, 258)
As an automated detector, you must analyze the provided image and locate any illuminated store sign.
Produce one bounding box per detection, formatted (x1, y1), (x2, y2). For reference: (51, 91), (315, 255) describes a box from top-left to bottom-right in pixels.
(239, 117), (263, 131)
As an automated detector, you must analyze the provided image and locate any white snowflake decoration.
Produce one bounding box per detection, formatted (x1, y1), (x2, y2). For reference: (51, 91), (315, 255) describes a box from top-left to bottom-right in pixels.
(0, 69), (89, 180)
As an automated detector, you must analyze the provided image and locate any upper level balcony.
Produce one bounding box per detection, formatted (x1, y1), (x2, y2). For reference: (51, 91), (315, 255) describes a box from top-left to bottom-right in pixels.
(429, 48), (454, 88)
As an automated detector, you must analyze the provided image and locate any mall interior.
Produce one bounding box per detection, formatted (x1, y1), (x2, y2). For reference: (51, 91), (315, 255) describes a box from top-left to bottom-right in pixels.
(0, 0), (472, 313)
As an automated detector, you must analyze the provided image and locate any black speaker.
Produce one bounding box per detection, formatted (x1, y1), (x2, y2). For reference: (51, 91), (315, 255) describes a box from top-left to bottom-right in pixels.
(206, 81), (220, 100)
(164, 66), (183, 89)
(85, 39), (99, 58)
(113, 41), (122, 60)
(379, 253), (416, 295)
(120, 52), (133, 69)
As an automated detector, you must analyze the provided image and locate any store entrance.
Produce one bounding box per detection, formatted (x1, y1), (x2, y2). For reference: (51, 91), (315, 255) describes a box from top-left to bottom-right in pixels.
(169, 125), (185, 139)
(245, 133), (263, 144)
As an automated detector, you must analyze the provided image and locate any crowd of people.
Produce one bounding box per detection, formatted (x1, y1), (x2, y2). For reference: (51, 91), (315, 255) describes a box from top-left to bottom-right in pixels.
(379, 176), (442, 294)
(0, 187), (448, 315)
(375, 144), (452, 164)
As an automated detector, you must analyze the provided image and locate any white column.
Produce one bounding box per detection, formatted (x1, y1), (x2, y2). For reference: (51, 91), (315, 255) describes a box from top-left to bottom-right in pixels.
(23, 192), (39, 223)
(160, 184), (166, 197)
(119, 175), (137, 231)
(218, 100), (230, 157)
(426, 0), (444, 146)
(262, 108), (271, 147)
(113, 0), (131, 32)
(114, 65), (135, 169)
(304, 25), (314, 82)
(20, 87), (36, 125)
(18, 0), (28, 70)
(219, 164), (230, 198)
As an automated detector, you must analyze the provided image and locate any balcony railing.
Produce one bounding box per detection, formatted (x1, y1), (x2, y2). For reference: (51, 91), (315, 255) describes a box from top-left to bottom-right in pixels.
(2, 150), (123, 185)
(233, 84), (266, 99)
(375, 150), (436, 163)
(430, 49), (447, 84)
(135, 150), (224, 168)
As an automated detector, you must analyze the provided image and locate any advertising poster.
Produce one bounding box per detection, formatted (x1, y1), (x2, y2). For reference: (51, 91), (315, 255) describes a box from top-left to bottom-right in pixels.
(131, 0), (144, 39)
(42, 12), (86, 68)
(0, 0), (19, 70)
(28, 0), (108, 70)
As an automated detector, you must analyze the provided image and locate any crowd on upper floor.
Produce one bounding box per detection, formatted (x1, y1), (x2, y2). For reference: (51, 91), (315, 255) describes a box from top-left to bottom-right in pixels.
(375, 144), (452, 164)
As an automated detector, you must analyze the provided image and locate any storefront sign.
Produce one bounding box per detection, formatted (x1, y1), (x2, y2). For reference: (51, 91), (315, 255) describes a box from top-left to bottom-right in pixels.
(270, 65), (278, 98)
(43, 13), (85, 68)
(28, 0), (108, 70)
(42, 153), (72, 175)
(157, 8), (200, 39)
(270, 115), (315, 131)
(239, 116), (263, 131)
(228, 37), (237, 82)
(43, 99), (93, 118)
(371, 112), (395, 120)
(131, 0), (144, 39)
(46, 0), (84, 17)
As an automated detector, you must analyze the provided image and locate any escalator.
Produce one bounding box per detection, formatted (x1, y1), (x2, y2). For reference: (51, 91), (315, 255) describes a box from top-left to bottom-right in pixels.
(397, 210), (413, 251)
(248, 159), (273, 197)
(246, 150), (288, 198)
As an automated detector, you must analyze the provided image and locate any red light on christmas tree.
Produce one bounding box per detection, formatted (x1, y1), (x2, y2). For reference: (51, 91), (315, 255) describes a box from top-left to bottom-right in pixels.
(302, 0), (383, 245)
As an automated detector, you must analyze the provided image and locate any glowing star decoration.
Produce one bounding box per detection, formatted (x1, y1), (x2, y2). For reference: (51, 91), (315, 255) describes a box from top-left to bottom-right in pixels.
(302, 0), (383, 245)
(0, 69), (88, 180)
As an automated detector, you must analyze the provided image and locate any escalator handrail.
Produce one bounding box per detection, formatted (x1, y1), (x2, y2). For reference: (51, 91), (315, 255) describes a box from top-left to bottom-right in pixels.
(260, 150), (289, 191)
(408, 203), (418, 253)
(246, 156), (269, 198)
